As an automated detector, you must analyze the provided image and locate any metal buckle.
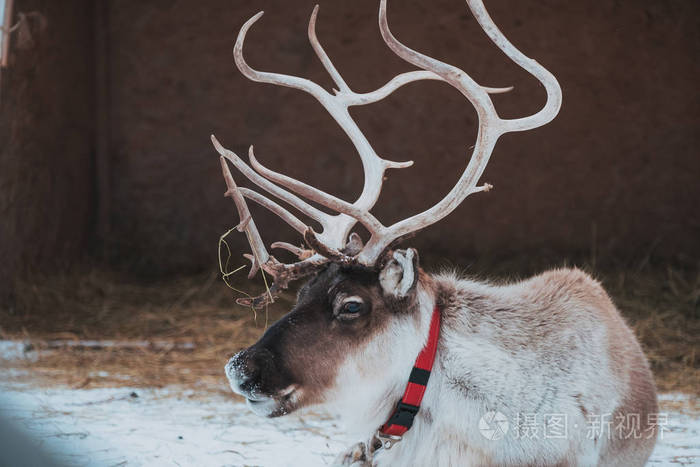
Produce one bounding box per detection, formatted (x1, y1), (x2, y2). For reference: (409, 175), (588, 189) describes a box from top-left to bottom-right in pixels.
(374, 431), (402, 450)
(387, 401), (419, 430)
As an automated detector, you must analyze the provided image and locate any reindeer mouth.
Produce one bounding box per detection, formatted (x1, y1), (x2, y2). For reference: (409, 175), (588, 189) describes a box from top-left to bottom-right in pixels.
(245, 385), (298, 418)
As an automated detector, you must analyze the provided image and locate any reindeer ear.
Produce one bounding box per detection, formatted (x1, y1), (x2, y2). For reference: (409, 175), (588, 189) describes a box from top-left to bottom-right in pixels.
(379, 248), (419, 298)
(343, 232), (364, 256)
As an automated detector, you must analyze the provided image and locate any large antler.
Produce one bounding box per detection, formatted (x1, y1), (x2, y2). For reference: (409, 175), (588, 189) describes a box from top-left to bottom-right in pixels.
(214, 0), (561, 307)
(351, 0), (563, 263)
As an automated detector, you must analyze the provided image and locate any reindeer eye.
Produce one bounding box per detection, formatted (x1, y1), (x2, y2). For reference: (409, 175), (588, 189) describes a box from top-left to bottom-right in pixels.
(335, 297), (366, 321)
(342, 301), (362, 314)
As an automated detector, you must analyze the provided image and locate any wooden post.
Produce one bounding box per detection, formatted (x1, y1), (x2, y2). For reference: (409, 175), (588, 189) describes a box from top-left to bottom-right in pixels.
(1, 0), (13, 67)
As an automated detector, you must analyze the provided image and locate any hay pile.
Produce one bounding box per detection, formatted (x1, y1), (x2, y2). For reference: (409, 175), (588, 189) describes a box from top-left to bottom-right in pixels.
(1, 268), (292, 392)
(608, 266), (699, 393)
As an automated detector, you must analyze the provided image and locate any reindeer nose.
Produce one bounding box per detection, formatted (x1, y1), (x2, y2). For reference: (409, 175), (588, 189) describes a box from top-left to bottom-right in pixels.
(225, 352), (244, 384)
(225, 348), (276, 397)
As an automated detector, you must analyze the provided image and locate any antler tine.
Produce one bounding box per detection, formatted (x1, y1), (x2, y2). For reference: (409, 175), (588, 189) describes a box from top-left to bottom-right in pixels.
(238, 187), (308, 235)
(242, 254), (258, 280)
(237, 282), (280, 308)
(303, 228), (356, 266)
(308, 5), (350, 94)
(467, 0), (561, 132)
(343, 70), (513, 107)
(271, 242), (314, 260)
(220, 156), (269, 276)
(234, 11), (330, 98)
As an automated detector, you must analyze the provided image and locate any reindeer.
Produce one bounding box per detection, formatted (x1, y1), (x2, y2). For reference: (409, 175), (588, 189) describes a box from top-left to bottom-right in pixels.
(216, 1), (658, 465)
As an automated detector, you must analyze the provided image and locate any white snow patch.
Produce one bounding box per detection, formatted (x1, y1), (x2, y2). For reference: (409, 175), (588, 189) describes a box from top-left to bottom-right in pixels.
(0, 383), (350, 466)
(0, 339), (194, 354)
(0, 340), (35, 361)
(647, 394), (700, 466)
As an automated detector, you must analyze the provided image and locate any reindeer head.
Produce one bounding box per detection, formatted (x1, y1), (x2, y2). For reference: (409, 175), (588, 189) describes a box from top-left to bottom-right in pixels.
(218, 0), (561, 418)
(225, 247), (427, 418)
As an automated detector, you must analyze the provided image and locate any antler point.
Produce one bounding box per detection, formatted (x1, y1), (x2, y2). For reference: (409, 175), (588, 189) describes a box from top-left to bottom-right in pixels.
(384, 159), (414, 169)
(211, 134), (223, 151)
(248, 146), (259, 165)
(308, 5), (320, 38)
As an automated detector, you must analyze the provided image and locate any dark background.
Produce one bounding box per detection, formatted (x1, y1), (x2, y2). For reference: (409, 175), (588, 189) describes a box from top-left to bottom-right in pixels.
(1, 0), (698, 301)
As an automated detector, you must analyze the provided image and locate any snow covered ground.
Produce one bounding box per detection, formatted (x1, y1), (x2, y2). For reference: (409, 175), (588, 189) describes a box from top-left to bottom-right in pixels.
(1, 383), (697, 466)
(0, 340), (698, 466)
(0, 384), (349, 466)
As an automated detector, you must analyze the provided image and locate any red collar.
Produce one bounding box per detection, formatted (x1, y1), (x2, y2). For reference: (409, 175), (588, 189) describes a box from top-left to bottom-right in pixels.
(375, 305), (441, 449)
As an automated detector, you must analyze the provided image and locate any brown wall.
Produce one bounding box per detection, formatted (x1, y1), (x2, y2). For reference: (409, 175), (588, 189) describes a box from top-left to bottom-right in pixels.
(2, 0), (698, 292)
(105, 0), (699, 273)
(0, 0), (94, 299)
